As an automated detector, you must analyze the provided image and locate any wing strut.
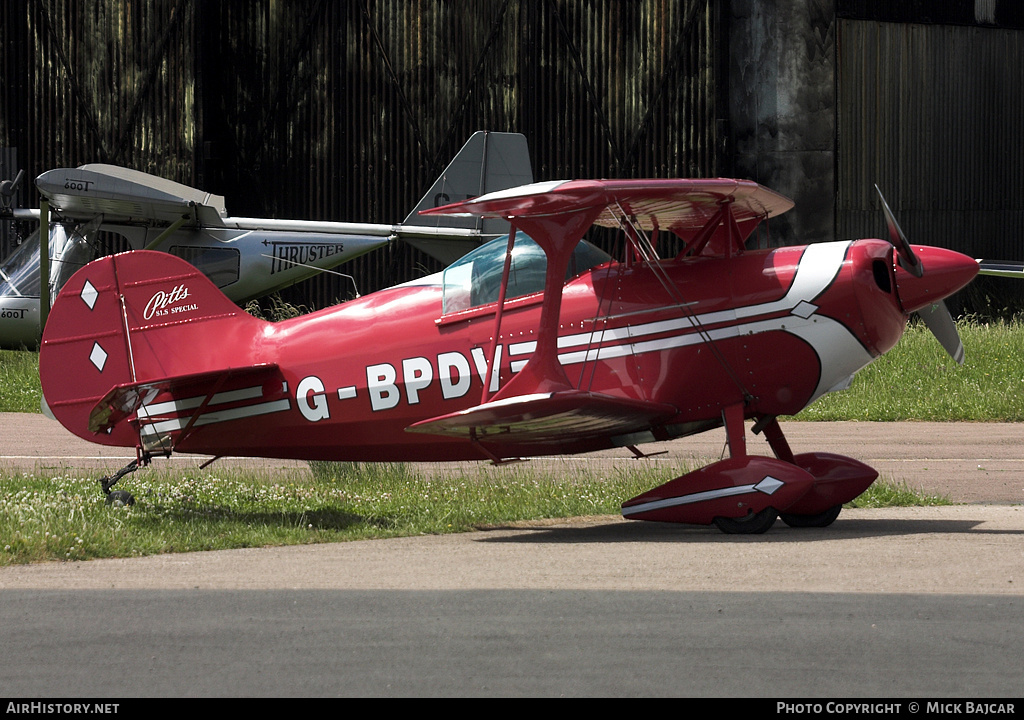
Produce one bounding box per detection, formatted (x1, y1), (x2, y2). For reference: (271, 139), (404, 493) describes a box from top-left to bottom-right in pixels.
(486, 208), (605, 401)
(481, 225), (518, 403)
(674, 197), (748, 259)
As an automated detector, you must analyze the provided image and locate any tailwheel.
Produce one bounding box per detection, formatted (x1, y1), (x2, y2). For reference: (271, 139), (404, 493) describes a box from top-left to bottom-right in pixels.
(779, 504), (842, 528)
(104, 489), (135, 507)
(713, 507), (778, 535)
(99, 456), (146, 508)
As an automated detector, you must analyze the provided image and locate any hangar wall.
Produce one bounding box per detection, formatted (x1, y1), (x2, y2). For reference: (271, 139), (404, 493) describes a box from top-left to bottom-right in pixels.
(3, 0), (1024, 313)
(834, 7), (1024, 311)
(1, 0), (721, 305)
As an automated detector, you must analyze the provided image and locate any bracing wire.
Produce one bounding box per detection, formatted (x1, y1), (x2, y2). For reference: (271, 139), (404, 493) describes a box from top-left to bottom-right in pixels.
(600, 202), (755, 403)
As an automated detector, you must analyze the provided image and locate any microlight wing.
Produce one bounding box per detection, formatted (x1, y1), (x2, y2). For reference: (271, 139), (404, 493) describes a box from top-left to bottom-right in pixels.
(36, 164), (227, 227)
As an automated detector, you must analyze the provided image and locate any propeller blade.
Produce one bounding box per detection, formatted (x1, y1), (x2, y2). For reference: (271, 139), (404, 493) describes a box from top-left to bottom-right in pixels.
(917, 300), (965, 365)
(875, 184), (923, 278)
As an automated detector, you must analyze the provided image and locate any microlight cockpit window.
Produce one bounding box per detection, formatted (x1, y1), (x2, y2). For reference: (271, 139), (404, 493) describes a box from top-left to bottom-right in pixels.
(170, 246), (241, 288)
(0, 220), (103, 301)
(0, 230), (46, 298)
(441, 233), (610, 314)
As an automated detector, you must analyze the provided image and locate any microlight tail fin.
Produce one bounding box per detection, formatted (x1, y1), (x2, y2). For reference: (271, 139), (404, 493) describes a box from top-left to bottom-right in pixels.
(39, 250), (269, 448)
(400, 131), (534, 264)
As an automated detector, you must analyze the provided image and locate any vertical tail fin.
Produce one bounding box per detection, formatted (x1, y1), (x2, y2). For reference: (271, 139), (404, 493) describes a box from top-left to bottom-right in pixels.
(400, 131), (534, 264)
(39, 250), (269, 448)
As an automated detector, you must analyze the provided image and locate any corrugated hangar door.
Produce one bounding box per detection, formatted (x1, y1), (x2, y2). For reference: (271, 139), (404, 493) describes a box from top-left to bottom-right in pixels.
(835, 18), (1024, 312)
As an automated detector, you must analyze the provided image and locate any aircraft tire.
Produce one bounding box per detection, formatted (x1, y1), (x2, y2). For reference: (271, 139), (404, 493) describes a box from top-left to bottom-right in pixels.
(105, 490), (135, 507)
(712, 507), (777, 534)
(779, 505), (842, 528)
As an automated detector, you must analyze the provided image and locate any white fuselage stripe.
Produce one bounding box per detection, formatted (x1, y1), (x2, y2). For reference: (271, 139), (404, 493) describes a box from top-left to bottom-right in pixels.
(549, 240), (875, 405)
(622, 483), (760, 516)
(133, 241), (872, 433)
(557, 241), (851, 352)
(139, 398), (292, 436)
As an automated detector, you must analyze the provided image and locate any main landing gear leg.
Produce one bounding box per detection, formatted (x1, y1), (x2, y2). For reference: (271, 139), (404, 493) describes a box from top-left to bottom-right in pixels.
(711, 404), (779, 535)
(756, 415), (795, 464)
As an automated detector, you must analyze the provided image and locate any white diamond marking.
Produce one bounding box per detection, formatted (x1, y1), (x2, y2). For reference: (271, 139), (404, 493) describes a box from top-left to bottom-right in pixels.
(754, 475), (784, 495)
(89, 342), (108, 372)
(791, 300), (818, 319)
(80, 280), (99, 310)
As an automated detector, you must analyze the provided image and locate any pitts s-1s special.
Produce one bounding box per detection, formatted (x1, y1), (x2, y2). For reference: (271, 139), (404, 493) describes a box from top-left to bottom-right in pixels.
(38, 178), (979, 533)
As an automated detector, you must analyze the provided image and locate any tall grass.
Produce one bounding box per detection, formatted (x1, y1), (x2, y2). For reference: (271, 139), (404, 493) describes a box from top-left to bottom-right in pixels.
(0, 349), (42, 413)
(797, 318), (1024, 421)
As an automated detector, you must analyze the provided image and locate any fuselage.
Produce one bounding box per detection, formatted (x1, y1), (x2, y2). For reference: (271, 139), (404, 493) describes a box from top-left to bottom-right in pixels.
(164, 238), (916, 462)
(0, 220), (389, 349)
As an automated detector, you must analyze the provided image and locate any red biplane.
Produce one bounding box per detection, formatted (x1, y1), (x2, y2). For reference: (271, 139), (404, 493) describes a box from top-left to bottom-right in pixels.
(38, 178), (978, 533)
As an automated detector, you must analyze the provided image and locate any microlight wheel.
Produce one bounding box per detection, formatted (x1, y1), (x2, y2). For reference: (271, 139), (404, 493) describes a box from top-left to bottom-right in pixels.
(779, 504), (842, 528)
(105, 490), (136, 507)
(712, 507), (777, 534)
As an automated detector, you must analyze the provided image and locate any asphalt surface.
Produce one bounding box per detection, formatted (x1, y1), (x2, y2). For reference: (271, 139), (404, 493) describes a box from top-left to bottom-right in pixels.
(1, 413), (1023, 697)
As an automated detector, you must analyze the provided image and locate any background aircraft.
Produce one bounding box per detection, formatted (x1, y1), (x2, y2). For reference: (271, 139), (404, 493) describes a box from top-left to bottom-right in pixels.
(38, 178), (978, 533)
(0, 131), (532, 349)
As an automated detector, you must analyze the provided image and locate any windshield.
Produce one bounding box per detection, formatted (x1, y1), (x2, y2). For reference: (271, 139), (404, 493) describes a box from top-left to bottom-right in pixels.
(0, 221), (100, 299)
(0, 228), (48, 298)
(441, 233), (610, 314)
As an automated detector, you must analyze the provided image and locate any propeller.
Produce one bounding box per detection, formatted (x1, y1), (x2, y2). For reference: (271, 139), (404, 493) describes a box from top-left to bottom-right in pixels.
(875, 185), (966, 365)
(0, 169), (24, 215)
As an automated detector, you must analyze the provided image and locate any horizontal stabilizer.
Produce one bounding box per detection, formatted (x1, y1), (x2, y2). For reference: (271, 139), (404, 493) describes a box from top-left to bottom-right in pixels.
(90, 364), (283, 434)
(406, 390), (676, 446)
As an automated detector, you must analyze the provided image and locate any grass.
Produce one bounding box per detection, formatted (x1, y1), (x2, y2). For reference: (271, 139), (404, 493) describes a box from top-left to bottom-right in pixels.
(845, 476), (952, 509)
(0, 460), (948, 566)
(0, 349), (42, 413)
(797, 318), (1024, 421)
(0, 461), (670, 565)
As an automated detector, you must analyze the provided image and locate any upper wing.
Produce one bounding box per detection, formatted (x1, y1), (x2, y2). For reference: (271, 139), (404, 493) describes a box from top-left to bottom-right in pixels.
(420, 178), (794, 247)
(410, 178), (790, 450)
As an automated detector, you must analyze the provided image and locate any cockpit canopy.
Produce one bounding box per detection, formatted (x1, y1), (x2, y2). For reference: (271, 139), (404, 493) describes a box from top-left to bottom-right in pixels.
(440, 233), (610, 314)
